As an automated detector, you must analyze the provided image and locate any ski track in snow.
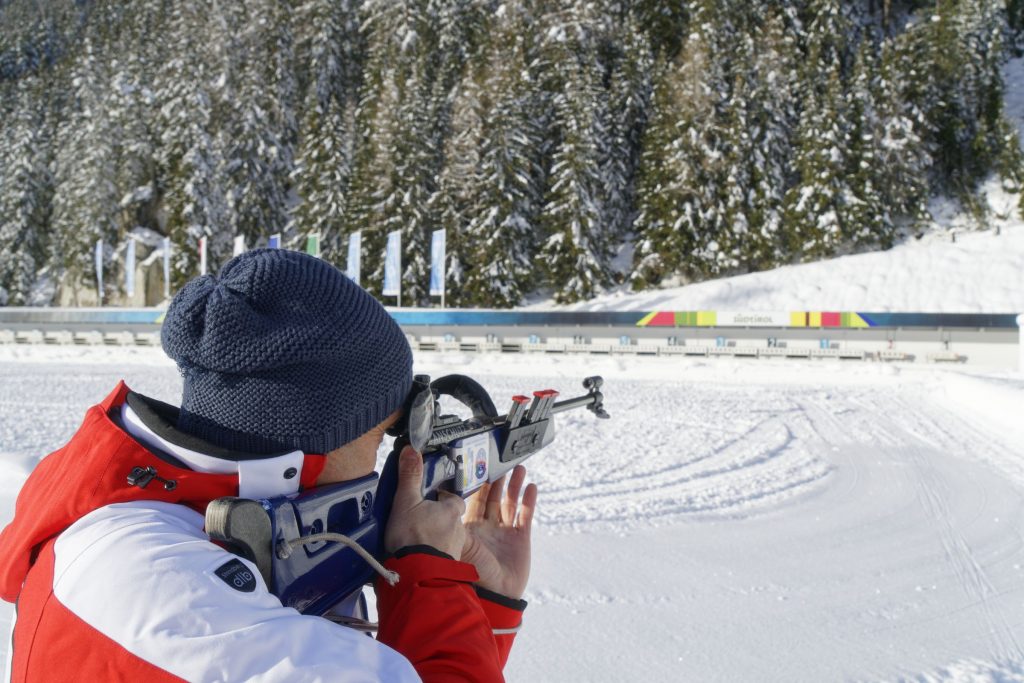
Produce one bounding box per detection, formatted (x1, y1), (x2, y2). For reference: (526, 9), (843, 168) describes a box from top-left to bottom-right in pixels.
(2, 347), (1024, 681)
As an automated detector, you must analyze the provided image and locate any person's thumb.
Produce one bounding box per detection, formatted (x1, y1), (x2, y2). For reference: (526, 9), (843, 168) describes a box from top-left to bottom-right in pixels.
(393, 445), (424, 508)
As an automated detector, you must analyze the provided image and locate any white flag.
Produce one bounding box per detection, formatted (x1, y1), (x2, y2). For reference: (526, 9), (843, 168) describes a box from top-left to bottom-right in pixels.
(162, 237), (171, 300)
(429, 229), (446, 297)
(382, 230), (401, 298)
(125, 239), (136, 298)
(347, 232), (362, 284)
(199, 236), (208, 276)
(94, 239), (104, 304)
(233, 235), (246, 256)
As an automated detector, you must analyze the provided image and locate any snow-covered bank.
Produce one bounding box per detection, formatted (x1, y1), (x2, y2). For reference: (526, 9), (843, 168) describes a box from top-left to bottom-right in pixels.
(529, 212), (1024, 313)
(521, 162), (1024, 315)
(2, 347), (1024, 681)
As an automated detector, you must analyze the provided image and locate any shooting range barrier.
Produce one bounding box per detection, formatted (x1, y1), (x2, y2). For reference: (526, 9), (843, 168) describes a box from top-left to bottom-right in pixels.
(0, 308), (1020, 370)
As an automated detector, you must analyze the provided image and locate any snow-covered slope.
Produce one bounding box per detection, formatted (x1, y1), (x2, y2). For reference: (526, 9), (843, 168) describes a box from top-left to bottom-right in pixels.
(529, 201), (1024, 313)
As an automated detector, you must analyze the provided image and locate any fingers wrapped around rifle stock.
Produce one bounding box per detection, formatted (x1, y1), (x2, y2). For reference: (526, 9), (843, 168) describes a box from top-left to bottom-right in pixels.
(393, 446), (424, 505)
(384, 446), (467, 559)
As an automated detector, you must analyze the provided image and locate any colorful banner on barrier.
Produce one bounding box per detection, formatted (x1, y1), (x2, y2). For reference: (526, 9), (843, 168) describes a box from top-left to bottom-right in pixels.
(347, 232), (361, 285)
(636, 311), (874, 328)
(0, 308), (1018, 330)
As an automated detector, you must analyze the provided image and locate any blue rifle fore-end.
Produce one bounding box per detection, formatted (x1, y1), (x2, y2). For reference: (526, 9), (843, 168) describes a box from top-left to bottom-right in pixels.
(206, 474), (381, 617)
(205, 375), (607, 616)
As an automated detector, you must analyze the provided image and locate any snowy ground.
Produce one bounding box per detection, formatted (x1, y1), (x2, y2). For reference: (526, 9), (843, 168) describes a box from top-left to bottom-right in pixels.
(2, 346), (1023, 682)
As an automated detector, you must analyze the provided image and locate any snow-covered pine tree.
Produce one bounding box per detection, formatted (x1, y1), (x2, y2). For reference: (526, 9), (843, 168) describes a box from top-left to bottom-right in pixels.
(49, 37), (121, 304)
(0, 75), (53, 305)
(780, 0), (857, 261)
(630, 0), (689, 59)
(538, 12), (614, 304)
(956, 0), (1024, 192)
(630, 15), (729, 287)
(217, 0), (293, 252)
(109, 0), (163, 244)
(716, 22), (757, 275)
(628, 56), (686, 290)
(424, 66), (486, 308)
(342, 57), (400, 295)
(842, 42), (893, 249)
(870, 38), (932, 236)
(154, 0), (210, 284)
(723, 10), (799, 271)
(603, 13), (653, 265)
(182, 90), (232, 274)
(384, 76), (439, 306)
(291, 90), (351, 262)
(781, 66), (852, 261)
(347, 0), (443, 304)
(290, 0), (365, 262)
(905, 0), (997, 193)
(458, 7), (545, 308)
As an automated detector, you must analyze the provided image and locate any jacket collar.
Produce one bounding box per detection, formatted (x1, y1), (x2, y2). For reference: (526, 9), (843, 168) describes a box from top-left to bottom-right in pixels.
(122, 392), (308, 499)
(0, 382), (326, 602)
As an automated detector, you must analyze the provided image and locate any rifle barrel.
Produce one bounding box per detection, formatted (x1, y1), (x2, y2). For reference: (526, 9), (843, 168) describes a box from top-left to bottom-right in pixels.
(550, 394), (596, 414)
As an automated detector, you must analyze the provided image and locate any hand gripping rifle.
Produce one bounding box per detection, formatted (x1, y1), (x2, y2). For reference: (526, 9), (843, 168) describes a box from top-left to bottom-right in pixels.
(205, 375), (609, 618)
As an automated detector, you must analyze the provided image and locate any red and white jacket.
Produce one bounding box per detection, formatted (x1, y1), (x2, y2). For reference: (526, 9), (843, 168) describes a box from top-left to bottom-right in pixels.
(0, 383), (523, 682)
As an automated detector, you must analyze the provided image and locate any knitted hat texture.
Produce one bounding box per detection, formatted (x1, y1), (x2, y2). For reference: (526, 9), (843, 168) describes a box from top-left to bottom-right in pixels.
(161, 248), (413, 455)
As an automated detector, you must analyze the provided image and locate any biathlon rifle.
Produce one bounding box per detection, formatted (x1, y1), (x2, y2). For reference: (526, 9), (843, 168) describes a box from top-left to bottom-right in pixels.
(205, 375), (609, 617)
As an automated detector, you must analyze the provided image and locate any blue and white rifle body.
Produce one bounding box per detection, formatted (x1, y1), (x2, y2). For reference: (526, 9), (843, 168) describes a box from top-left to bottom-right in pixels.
(205, 375), (609, 617)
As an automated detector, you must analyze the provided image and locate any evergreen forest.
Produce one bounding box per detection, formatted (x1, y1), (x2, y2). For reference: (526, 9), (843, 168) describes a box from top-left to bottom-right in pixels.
(1, 0), (1022, 307)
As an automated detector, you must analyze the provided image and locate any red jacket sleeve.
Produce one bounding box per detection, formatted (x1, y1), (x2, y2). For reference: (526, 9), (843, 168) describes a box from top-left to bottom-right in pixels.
(375, 548), (505, 682)
(474, 587), (526, 668)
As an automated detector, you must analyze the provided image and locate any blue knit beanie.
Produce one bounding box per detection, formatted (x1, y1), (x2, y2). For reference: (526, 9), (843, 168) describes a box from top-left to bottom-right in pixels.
(161, 248), (413, 455)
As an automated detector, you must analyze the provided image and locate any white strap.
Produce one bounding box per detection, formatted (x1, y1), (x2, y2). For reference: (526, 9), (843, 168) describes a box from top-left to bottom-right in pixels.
(276, 532), (400, 587)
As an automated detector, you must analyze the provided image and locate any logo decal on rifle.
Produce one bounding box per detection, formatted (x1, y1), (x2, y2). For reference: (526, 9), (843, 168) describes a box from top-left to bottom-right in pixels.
(214, 558), (257, 593)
